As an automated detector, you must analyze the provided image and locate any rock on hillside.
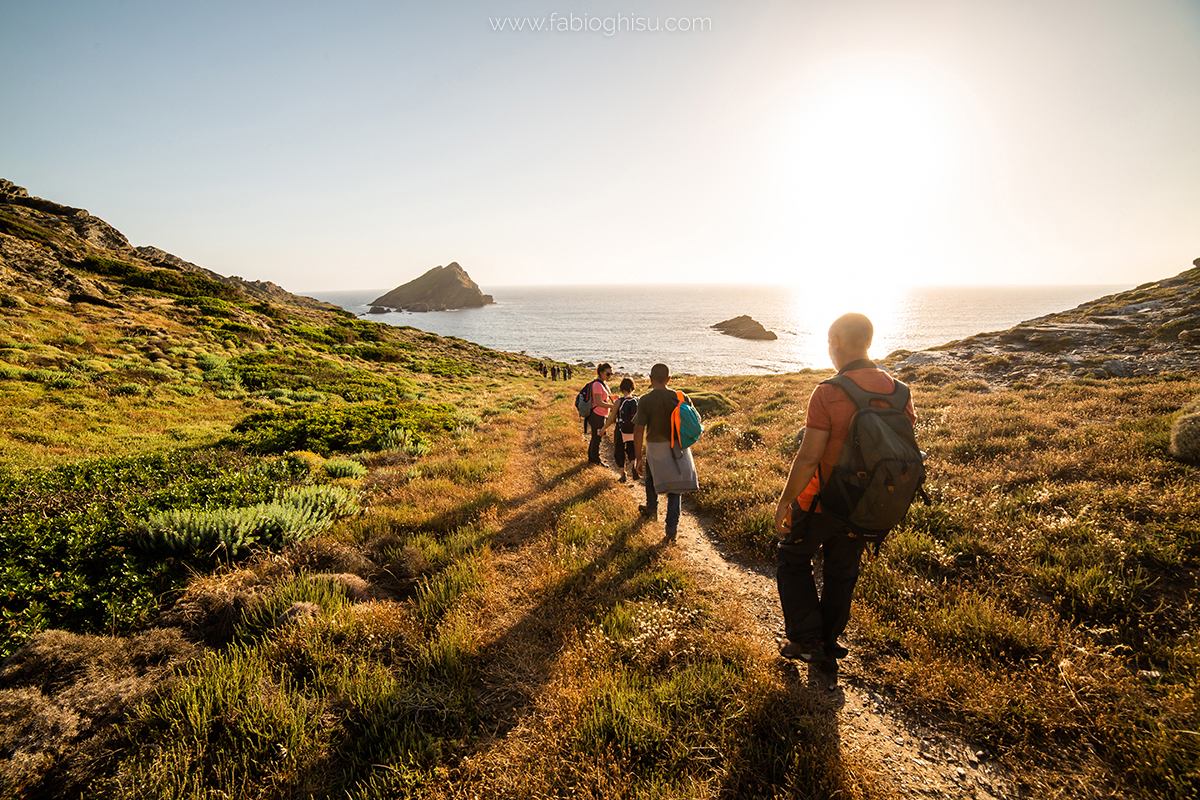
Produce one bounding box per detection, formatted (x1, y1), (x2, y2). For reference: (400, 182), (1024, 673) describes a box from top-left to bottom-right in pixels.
(0, 178), (337, 314)
(712, 315), (777, 341)
(371, 263), (494, 312)
(886, 261), (1200, 388)
(133, 246), (334, 312)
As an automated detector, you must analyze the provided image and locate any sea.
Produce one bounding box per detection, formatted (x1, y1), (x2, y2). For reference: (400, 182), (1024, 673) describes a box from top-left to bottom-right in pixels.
(306, 284), (1127, 376)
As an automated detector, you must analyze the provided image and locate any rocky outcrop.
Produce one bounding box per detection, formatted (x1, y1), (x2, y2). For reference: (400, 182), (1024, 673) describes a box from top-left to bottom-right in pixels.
(370, 263), (493, 312)
(886, 262), (1200, 389)
(0, 179), (337, 315)
(135, 246), (337, 311)
(712, 315), (777, 341)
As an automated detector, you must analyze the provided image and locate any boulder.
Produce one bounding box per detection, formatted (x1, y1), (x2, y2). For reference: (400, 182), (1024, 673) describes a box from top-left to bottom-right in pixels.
(711, 315), (777, 341)
(371, 262), (493, 311)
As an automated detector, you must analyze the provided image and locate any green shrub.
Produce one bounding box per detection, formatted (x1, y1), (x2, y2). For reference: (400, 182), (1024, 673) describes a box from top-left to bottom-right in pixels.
(1170, 412), (1200, 464)
(228, 402), (455, 456)
(324, 458), (368, 479)
(0, 450), (306, 657)
(77, 255), (242, 301)
(138, 484), (360, 556)
(686, 391), (735, 417)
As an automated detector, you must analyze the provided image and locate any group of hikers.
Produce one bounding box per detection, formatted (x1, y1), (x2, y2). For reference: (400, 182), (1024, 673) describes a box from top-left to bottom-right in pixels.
(566, 312), (924, 675)
(538, 362), (573, 381)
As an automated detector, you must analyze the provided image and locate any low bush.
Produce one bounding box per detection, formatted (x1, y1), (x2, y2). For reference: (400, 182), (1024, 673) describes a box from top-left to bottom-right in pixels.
(1169, 411), (1200, 463)
(76, 255), (242, 301)
(0, 449), (307, 657)
(227, 401), (457, 455)
(324, 458), (368, 479)
(138, 484), (360, 556)
(686, 390), (735, 417)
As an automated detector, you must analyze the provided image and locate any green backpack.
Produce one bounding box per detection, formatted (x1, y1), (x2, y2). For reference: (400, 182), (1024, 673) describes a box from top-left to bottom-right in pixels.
(816, 373), (926, 545)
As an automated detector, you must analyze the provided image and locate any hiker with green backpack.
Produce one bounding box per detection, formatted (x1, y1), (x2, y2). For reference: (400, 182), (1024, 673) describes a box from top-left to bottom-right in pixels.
(633, 362), (703, 544)
(773, 313), (924, 672)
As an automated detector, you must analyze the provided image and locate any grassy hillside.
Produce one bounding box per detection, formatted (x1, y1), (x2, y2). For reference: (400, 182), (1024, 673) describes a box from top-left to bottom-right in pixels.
(2, 182), (1199, 798)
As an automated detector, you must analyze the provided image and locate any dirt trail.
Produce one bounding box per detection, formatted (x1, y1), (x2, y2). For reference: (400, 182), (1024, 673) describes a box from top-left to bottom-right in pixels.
(607, 449), (1019, 800)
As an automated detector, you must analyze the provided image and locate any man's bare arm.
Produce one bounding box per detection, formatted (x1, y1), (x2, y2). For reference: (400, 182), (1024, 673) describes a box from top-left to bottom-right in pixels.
(774, 427), (830, 533)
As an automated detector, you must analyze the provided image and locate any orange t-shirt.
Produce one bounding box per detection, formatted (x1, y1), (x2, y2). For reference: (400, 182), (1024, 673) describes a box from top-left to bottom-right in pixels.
(797, 368), (917, 512)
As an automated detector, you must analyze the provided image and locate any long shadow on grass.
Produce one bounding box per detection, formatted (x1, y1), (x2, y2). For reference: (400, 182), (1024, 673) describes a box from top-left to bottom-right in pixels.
(488, 461), (599, 549)
(471, 515), (663, 728)
(467, 508), (856, 796)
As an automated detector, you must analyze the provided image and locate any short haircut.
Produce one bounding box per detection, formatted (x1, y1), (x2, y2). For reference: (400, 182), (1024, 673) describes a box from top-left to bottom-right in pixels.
(619, 377), (634, 393)
(597, 362), (612, 375)
(829, 313), (873, 351)
(649, 363), (670, 382)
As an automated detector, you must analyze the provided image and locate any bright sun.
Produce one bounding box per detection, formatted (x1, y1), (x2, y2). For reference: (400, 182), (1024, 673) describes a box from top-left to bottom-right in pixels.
(768, 61), (971, 287)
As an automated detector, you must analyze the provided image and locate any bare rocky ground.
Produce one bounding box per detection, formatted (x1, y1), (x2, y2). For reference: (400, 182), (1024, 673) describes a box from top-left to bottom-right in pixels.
(608, 454), (1021, 799)
(886, 263), (1200, 389)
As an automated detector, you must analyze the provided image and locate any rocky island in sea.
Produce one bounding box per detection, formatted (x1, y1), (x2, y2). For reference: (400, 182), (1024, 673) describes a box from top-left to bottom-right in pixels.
(370, 262), (493, 313)
(712, 315), (777, 341)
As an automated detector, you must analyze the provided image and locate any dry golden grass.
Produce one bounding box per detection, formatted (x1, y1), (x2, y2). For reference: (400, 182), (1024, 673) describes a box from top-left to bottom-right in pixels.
(687, 371), (1200, 798)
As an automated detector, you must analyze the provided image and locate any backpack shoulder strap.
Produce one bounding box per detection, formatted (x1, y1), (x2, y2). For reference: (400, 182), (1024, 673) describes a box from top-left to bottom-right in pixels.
(821, 372), (910, 412)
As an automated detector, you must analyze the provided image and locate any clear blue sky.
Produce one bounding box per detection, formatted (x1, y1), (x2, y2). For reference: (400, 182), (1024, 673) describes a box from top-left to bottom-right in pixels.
(3, 0), (1198, 291)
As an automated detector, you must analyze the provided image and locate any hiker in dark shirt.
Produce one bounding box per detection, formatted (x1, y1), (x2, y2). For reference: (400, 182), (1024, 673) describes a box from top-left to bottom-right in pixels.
(774, 313), (916, 668)
(633, 363), (698, 543)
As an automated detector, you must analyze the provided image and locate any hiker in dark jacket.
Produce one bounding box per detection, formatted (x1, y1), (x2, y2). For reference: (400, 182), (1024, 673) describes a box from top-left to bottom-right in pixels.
(773, 313), (916, 668)
(609, 377), (640, 482)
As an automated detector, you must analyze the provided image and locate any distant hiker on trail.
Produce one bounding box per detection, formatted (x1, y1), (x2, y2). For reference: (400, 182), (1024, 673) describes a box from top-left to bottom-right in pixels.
(585, 363), (617, 465)
(633, 363), (700, 544)
(773, 313), (920, 672)
(609, 377), (640, 483)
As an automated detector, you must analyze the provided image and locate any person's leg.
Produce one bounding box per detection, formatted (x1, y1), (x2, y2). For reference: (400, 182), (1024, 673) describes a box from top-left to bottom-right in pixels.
(777, 515), (838, 654)
(626, 441), (639, 478)
(664, 493), (681, 539)
(641, 458), (658, 513)
(614, 431), (626, 471)
(819, 533), (868, 649)
(777, 555), (821, 647)
(587, 413), (603, 464)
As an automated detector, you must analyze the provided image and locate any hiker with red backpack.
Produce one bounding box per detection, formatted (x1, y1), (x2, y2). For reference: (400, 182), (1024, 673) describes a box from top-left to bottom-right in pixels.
(633, 363), (702, 544)
(773, 313), (923, 674)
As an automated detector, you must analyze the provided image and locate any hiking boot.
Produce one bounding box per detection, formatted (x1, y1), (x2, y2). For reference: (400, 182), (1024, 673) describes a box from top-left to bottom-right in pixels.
(618, 474), (627, 483)
(825, 643), (849, 660)
(631, 469), (641, 480)
(780, 640), (826, 664)
(665, 527), (677, 544)
(638, 504), (658, 520)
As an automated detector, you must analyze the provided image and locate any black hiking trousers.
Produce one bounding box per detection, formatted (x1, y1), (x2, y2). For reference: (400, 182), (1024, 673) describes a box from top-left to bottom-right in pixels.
(776, 512), (868, 649)
(586, 412), (606, 464)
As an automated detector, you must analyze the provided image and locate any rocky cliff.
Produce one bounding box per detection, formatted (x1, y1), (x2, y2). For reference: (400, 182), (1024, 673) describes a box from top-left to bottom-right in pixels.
(887, 261), (1200, 388)
(370, 262), (494, 312)
(0, 179), (337, 314)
